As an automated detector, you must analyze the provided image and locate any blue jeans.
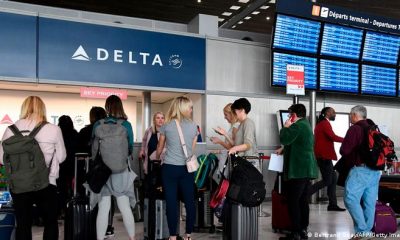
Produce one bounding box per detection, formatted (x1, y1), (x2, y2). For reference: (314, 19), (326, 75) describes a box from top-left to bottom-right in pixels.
(344, 166), (381, 235)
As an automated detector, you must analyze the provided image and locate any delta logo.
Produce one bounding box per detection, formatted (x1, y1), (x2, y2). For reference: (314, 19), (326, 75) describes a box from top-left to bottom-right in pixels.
(0, 115), (13, 125)
(71, 45), (183, 69)
(311, 5), (329, 18)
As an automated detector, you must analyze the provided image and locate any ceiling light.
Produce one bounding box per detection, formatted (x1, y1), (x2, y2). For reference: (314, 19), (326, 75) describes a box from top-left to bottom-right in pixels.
(222, 12), (233, 16)
(260, 5), (270, 10)
(238, 21), (244, 24)
(232, 25), (237, 29)
(266, 16), (271, 20)
(252, 11), (260, 15)
(230, 5), (241, 10)
(197, 0), (201, 2)
(238, 0), (250, 3)
(244, 16), (252, 20)
(269, 0), (276, 3)
(218, 18), (225, 22)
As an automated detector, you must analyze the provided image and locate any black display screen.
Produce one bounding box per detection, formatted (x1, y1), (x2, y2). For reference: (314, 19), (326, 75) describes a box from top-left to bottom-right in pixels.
(272, 52), (317, 89)
(320, 59), (359, 93)
(273, 14), (321, 54)
(362, 31), (400, 65)
(320, 24), (363, 60)
(361, 65), (397, 96)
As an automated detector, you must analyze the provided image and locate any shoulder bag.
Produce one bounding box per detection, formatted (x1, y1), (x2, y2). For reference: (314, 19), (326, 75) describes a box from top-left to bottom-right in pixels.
(86, 141), (112, 193)
(175, 119), (199, 173)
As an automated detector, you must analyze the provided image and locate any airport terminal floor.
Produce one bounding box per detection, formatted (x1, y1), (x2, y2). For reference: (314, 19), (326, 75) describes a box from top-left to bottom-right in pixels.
(32, 199), (400, 240)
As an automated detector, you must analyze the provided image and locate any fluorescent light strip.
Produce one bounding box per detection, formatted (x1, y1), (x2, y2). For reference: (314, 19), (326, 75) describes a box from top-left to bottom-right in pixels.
(244, 16), (252, 20)
(269, 0), (276, 3)
(238, 0), (250, 3)
(232, 25), (237, 28)
(222, 12), (232, 16)
(260, 5), (270, 10)
(252, 11), (260, 15)
(219, 18), (225, 22)
(238, 21), (244, 24)
(230, 5), (241, 10)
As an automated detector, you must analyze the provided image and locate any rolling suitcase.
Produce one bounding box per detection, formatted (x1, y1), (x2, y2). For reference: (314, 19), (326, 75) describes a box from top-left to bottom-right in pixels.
(271, 173), (291, 233)
(194, 190), (213, 231)
(0, 208), (15, 240)
(144, 198), (170, 240)
(64, 153), (97, 240)
(223, 201), (258, 240)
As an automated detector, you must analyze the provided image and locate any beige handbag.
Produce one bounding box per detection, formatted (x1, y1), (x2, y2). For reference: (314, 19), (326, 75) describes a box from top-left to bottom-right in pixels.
(175, 119), (199, 173)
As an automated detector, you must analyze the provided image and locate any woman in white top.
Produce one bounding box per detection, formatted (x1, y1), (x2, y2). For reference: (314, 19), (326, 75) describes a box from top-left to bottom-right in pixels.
(0, 96), (66, 240)
(210, 103), (239, 150)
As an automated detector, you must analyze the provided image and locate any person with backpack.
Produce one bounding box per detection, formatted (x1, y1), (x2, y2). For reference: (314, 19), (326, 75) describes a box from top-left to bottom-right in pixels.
(155, 96), (198, 240)
(0, 96), (67, 240)
(91, 95), (136, 240)
(279, 104), (318, 240)
(308, 107), (346, 211)
(339, 105), (381, 239)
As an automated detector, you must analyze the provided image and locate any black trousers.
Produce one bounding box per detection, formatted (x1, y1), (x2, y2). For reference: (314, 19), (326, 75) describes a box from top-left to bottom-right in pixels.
(286, 179), (311, 232)
(11, 185), (59, 240)
(308, 158), (338, 206)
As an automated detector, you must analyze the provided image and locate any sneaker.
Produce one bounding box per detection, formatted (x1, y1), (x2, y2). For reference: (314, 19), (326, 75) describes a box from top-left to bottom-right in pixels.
(105, 226), (114, 239)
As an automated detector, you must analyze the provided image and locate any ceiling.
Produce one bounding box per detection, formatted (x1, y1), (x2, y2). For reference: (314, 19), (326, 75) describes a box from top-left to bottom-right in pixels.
(9, 0), (400, 34)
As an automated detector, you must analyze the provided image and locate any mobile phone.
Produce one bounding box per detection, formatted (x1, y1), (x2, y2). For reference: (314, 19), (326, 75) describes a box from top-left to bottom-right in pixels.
(213, 128), (223, 135)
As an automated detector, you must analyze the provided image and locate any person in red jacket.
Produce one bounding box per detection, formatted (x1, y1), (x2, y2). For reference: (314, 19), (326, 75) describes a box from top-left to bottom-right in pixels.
(309, 107), (346, 211)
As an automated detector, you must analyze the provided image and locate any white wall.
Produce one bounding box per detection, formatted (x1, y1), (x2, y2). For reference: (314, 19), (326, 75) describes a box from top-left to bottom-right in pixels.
(0, 90), (137, 140)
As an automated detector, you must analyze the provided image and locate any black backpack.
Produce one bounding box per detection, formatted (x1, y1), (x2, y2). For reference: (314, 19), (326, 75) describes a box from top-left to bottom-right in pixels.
(227, 155), (266, 207)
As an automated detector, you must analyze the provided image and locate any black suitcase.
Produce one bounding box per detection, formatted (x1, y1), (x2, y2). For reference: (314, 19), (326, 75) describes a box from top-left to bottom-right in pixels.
(194, 190), (214, 232)
(64, 153), (97, 240)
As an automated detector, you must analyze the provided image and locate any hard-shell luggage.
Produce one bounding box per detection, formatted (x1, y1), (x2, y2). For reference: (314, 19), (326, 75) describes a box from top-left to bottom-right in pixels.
(194, 190), (213, 231)
(223, 201), (258, 240)
(0, 208), (15, 240)
(373, 201), (397, 234)
(271, 173), (291, 233)
(143, 198), (170, 240)
(64, 153), (96, 240)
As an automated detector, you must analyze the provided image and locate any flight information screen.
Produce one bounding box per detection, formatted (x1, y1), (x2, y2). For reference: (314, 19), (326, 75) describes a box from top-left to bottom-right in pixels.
(320, 59), (359, 93)
(320, 24), (363, 60)
(273, 14), (321, 54)
(361, 65), (396, 96)
(362, 31), (400, 65)
(272, 52), (317, 89)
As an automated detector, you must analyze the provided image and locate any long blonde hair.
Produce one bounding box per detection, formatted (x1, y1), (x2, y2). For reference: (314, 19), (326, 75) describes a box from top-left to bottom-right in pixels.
(165, 96), (193, 123)
(20, 96), (47, 123)
(223, 103), (237, 125)
(152, 111), (165, 133)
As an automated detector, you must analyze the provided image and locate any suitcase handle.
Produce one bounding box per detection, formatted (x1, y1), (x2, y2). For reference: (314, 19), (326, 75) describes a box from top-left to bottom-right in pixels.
(74, 153), (90, 197)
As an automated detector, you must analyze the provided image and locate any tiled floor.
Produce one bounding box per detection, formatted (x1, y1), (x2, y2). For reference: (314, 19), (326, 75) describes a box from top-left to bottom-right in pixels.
(32, 199), (400, 240)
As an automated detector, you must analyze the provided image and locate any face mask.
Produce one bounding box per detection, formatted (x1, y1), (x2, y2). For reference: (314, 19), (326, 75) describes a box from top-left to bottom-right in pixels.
(329, 116), (336, 121)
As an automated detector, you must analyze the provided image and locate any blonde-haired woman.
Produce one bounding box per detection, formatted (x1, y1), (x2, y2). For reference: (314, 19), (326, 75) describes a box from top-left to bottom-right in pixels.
(139, 112), (165, 174)
(210, 103), (239, 150)
(0, 96), (66, 240)
(156, 96), (198, 240)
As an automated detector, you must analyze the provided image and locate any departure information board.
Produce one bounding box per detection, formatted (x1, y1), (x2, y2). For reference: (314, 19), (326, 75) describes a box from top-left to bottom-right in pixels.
(320, 59), (359, 93)
(273, 14), (321, 54)
(362, 32), (400, 65)
(361, 65), (397, 96)
(272, 52), (317, 89)
(320, 24), (363, 60)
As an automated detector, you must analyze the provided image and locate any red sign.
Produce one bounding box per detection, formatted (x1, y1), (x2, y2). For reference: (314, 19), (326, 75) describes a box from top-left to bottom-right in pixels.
(80, 87), (128, 100)
(286, 65), (305, 95)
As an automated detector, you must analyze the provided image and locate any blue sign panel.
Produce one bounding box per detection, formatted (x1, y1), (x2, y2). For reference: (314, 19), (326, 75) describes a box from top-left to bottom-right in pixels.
(361, 65), (396, 96)
(38, 18), (205, 91)
(362, 31), (400, 65)
(273, 14), (321, 54)
(320, 24), (363, 60)
(320, 59), (359, 93)
(272, 52), (317, 89)
(0, 12), (37, 79)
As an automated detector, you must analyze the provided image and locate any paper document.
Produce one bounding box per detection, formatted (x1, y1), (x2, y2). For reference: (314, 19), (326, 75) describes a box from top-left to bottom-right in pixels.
(268, 153), (284, 172)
